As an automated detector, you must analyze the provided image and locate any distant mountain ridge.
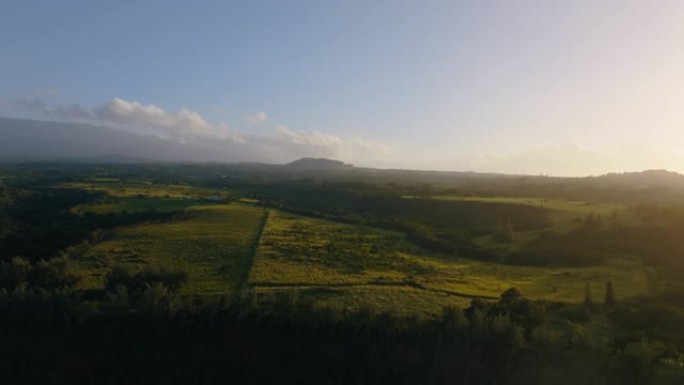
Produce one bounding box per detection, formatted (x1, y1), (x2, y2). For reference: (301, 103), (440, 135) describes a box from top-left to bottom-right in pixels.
(591, 169), (684, 189)
(284, 157), (353, 170)
(2, 116), (684, 189)
(0, 117), (228, 163)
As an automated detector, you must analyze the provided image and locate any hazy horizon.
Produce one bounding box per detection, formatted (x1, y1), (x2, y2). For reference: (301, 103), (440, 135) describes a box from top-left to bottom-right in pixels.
(2, 1), (684, 176)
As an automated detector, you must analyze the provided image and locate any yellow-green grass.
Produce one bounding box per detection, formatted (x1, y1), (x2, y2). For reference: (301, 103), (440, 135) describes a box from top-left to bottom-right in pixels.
(78, 203), (266, 296)
(412, 256), (651, 302)
(65, 180), (232, 214)
(72, 196), (199, 215)
(249, 210), (651, 316)
(238, 198), (260, 204)
(250, 210), (432, 287)
(63, 181), (226, 199)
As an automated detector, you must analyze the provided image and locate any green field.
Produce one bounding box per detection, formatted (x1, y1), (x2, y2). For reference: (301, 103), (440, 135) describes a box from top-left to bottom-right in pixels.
(72, 196), (198, 214)
(66, 181), (654, 316)
(67, 178), (233, 215)
(78, 203), (266, 295)
(249, 210), (432, 286)
(248, 210), (650, 316)
(65, 180), (228, 199)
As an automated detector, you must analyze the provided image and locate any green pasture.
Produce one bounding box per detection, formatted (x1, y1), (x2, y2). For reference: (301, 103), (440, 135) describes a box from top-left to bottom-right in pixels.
(69, 185), (654, 316)
(248, 210), (651, 316)
(72, 196), (198, 214)
(78, 203), (266, 295)
(64, 180), (227, 199)
(249, 210), (430, 286)
(66, 179), (232, 214)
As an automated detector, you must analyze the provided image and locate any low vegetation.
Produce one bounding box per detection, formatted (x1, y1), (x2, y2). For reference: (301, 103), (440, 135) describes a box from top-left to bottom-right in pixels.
(250, 210), (650, 317)
(77, 204), (266, 296)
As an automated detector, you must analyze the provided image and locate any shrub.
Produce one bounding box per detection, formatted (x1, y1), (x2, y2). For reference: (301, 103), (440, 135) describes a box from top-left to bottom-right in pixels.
(1, 256), (81, 292)
(104, 265), (188, 302)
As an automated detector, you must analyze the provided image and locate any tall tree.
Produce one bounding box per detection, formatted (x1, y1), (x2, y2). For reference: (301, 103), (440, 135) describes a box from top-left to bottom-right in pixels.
(604, 280), (616, 307)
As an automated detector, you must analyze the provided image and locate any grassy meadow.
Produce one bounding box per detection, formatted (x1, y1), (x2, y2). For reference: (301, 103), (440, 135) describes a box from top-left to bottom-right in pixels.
(67, 178), (233, 214)
(248, 210), (650, 316)
(72, 196), (197, 214)
(78, 203), (266, 295)
(64, 179), (228, 199)
(61, 179), (653, 317)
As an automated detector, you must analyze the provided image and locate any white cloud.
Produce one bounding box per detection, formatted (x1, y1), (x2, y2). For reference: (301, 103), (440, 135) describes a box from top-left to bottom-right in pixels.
(14, 97), (397, 165)
(256, 125), (396, 162)
(93, 98), (233, 141)
(275, 125), (342, 148)
(245, 112), (269, 124)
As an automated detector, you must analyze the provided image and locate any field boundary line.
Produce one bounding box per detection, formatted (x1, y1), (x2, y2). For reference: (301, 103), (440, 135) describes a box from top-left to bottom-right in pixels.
(238, 208), (270, 293)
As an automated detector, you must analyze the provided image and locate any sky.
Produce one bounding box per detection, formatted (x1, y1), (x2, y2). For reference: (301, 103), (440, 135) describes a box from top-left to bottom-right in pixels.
(1, 0), (684, 176)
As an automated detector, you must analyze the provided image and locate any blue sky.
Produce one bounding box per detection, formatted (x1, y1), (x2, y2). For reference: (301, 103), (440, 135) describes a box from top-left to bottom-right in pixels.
(2, 1), (684, 175)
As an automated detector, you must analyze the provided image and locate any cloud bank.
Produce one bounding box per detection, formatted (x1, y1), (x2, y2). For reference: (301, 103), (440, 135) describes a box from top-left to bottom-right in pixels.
(14, 97), (395, 164)
(93, 98), (234, 142)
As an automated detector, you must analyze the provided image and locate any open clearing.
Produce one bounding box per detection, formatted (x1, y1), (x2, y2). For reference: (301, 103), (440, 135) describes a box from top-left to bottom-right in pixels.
(65, 180), (228, 199)
(248, 210), (650, 316)
(69, 181), (653, 316)
(72, 196), (199, 214)
(78, 203), (266, 295)
(67, 179), (233, 215)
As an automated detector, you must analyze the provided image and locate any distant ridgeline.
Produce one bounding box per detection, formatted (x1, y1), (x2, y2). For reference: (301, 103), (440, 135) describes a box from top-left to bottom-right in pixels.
(284, 157), (353, 171)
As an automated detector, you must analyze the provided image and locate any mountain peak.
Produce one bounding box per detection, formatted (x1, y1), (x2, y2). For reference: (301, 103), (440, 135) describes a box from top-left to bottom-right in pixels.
(284, 157), (352, 170)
